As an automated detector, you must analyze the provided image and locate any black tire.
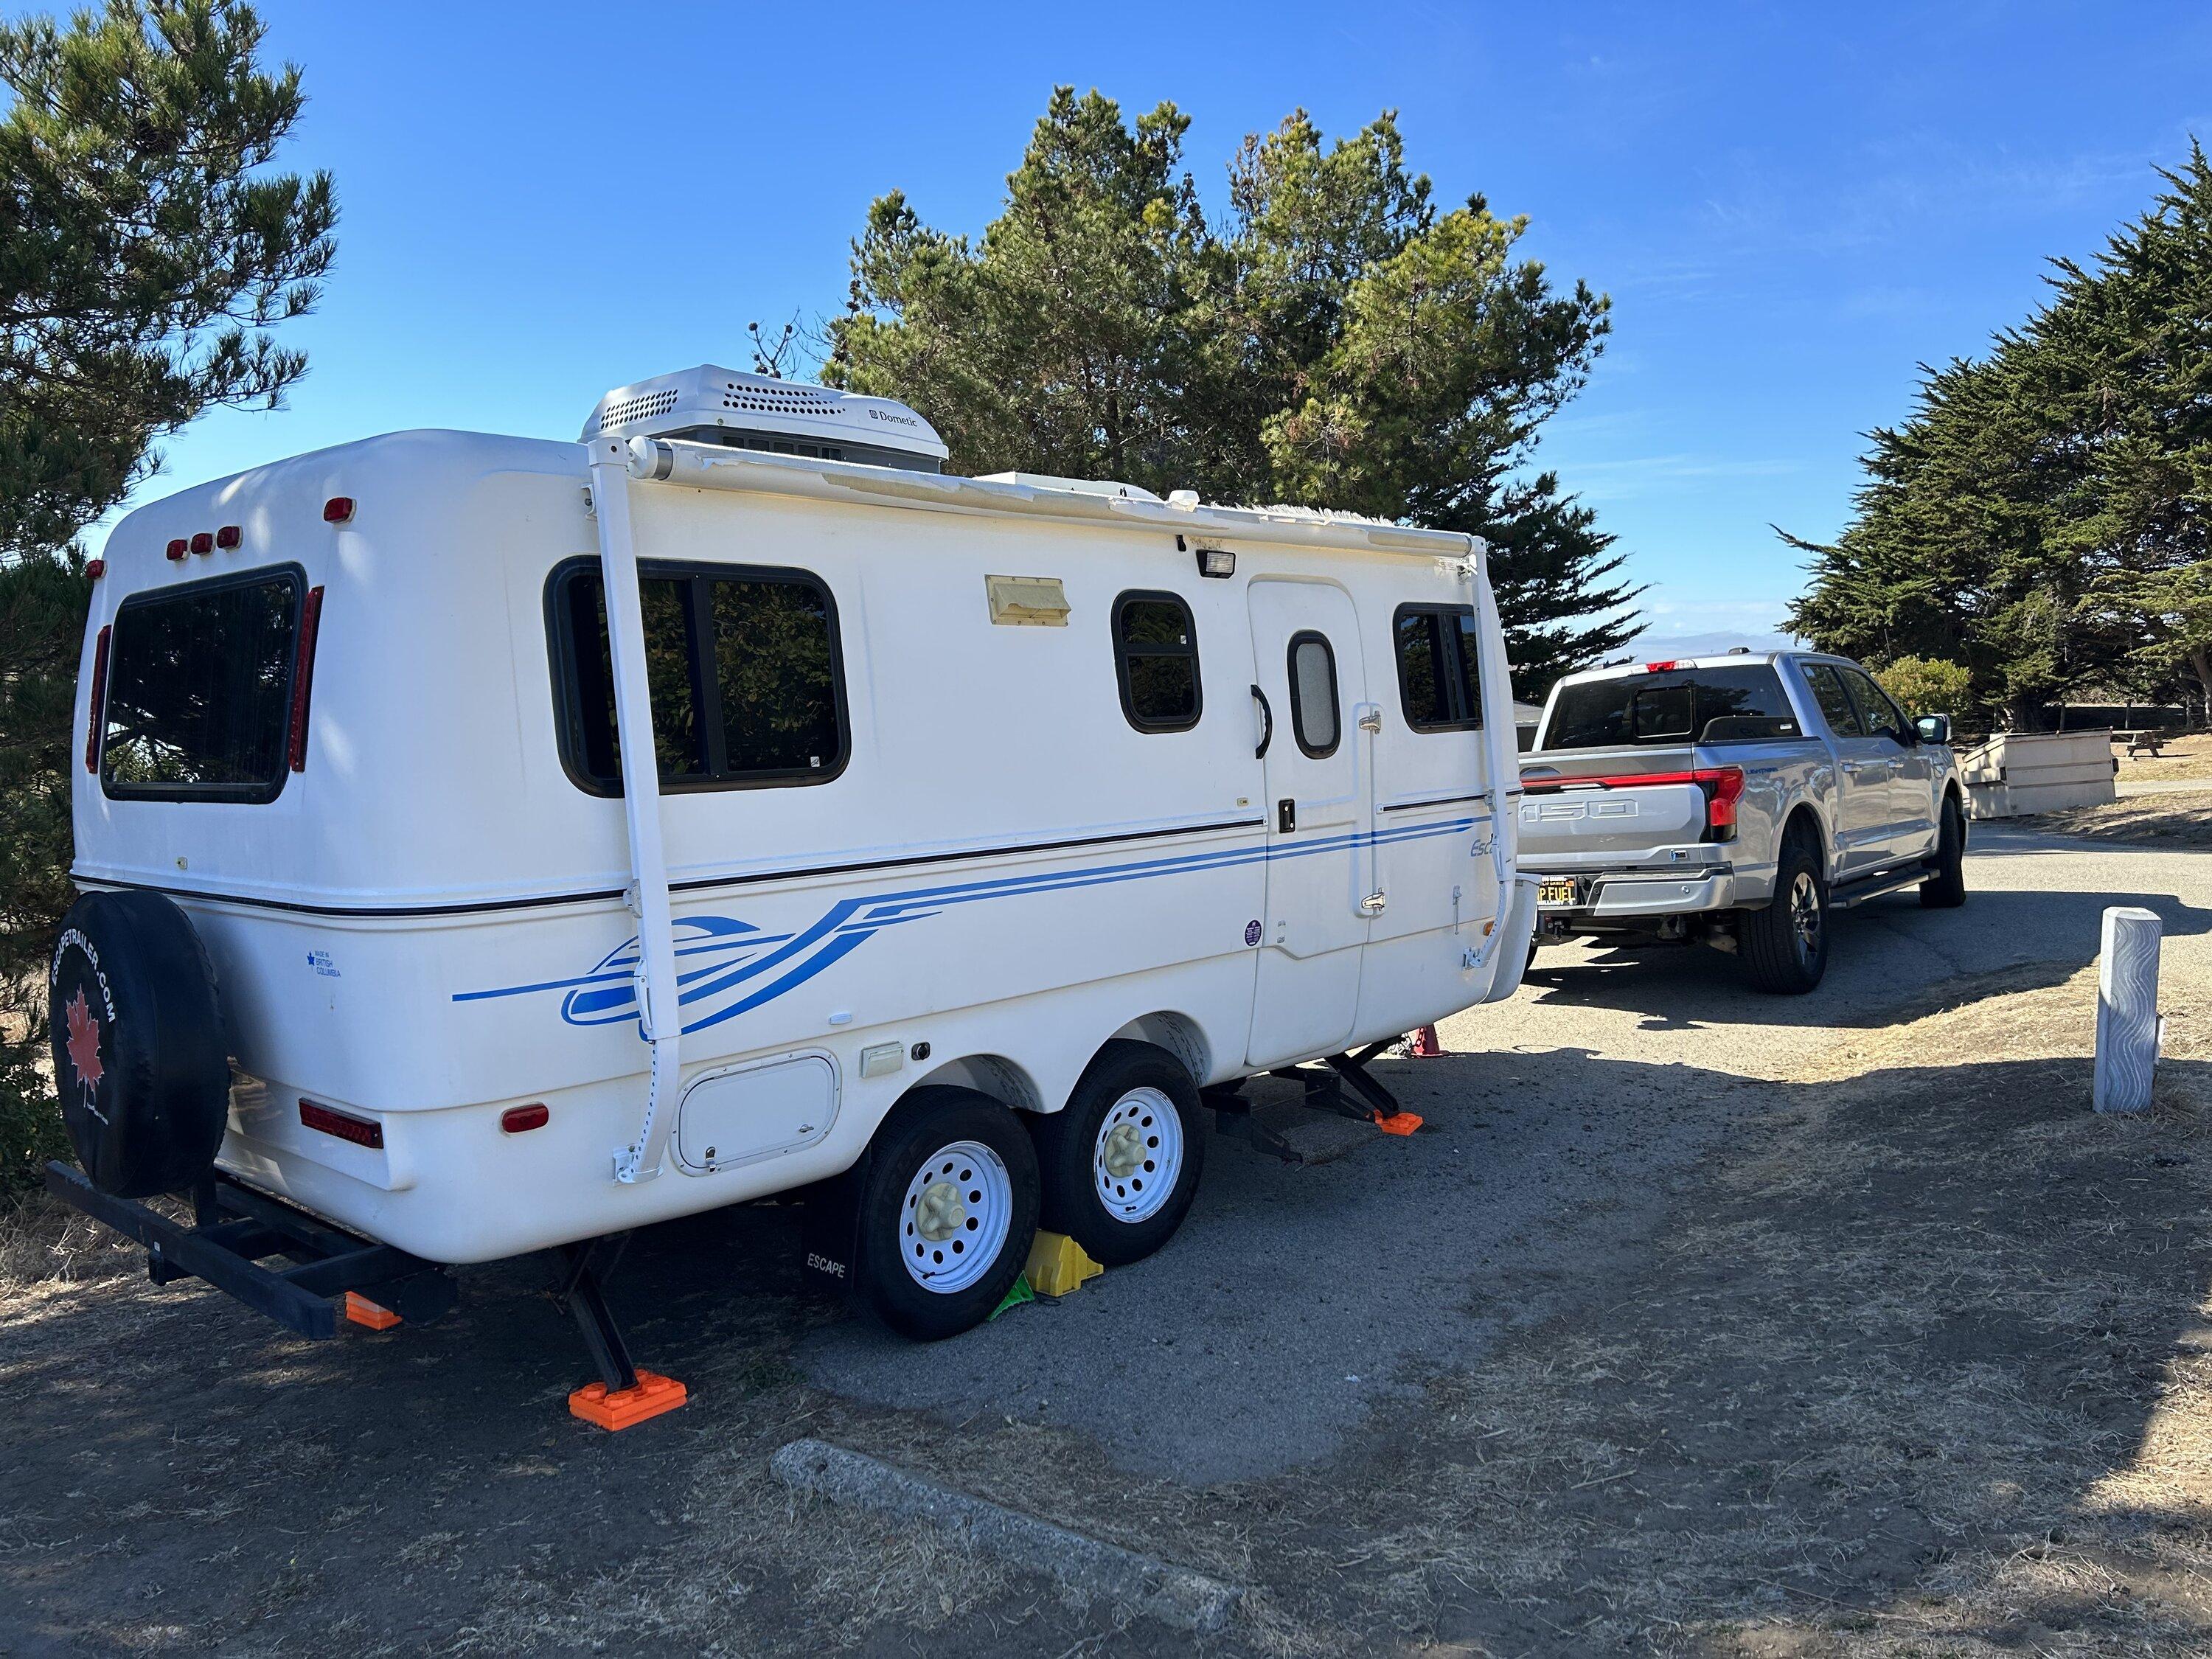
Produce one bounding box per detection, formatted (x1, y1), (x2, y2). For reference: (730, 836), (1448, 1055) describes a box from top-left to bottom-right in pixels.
(854, 1087), (1039, 1341)
(1740, 830), (1829, 995)
(49, 889), (229, 1199)
(1920, 796), (1966, 908)
(1030, 1040), (1206, 1267)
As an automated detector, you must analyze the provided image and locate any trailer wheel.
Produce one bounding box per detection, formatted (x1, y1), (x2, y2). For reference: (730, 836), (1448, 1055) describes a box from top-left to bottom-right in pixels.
(1031, 1041), (1206, 1267)
(49, 889), (230, 1199)
(855, 1087), (1038, 1340)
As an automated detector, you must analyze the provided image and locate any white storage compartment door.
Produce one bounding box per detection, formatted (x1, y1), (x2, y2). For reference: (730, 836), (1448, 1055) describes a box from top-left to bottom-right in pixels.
(675, 1052), (839, 1175)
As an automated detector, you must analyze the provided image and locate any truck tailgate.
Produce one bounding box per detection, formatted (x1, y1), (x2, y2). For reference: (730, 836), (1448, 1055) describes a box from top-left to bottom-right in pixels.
(1517, 749), (1711, 869)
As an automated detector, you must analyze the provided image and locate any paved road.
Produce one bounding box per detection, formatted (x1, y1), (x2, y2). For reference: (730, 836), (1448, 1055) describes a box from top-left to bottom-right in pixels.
(801, 822), (2212, 1482)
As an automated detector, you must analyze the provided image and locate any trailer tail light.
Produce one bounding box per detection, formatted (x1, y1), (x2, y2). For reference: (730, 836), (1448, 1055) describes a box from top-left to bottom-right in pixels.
(1520, 765), (1747, 843)
(215, 525), (241, 549)
(501, 1103), (550, 1134)
(299, 1099), (384, 1150)
(189, 532), (213, 554)
(166, 538), (188, 561)
(85, 557), (104, 581)
(287, 585), (324, 772)
(83, 625), (111, 772)
(323, 496), (354, 523)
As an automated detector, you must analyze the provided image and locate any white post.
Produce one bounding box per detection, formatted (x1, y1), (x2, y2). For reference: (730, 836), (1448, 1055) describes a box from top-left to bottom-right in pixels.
(2094, 905), (2162, 1114)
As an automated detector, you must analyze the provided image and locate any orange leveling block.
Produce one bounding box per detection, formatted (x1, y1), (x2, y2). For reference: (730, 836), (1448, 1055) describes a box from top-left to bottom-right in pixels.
(569, 1371), (688, 1431)
(1372, 1109), (1425, 1135)
(344, 1291), (401, 1330)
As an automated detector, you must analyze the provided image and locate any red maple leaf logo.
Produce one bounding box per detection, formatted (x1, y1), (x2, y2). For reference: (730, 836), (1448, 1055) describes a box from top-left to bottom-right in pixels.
(64, 988), (103, 1095)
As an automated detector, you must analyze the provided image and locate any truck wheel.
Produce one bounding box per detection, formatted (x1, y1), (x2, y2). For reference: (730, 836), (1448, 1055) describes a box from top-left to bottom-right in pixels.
(1741, 835), (1829, 994)
(1920, 798), (1966, 908)
(1031, 1041), (1205, 1267)
(855, 1087), (1038, 1340)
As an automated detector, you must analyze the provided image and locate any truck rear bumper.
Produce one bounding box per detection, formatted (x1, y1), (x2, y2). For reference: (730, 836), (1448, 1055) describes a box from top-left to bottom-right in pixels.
(1531, 867), (1760, 922)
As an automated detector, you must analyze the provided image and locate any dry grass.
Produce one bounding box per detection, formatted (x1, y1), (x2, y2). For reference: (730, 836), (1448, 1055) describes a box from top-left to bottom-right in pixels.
(2116, 732), (2212, 785)
(2029, 790), (2212, 847)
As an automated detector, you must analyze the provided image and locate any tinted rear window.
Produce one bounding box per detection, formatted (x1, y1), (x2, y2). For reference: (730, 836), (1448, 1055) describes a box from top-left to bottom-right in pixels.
(100, 569), (302, 801)
(1544, 665), (1800, 750)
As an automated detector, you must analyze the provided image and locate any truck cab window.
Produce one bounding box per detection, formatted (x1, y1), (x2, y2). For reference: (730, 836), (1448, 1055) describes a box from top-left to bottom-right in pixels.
(1804, 664), (1866, 738)
(1113, 592), (1200, 732)
(550, 559), (846, 793)
(1287, 631), (1340, 757)
(1394, 605), (1483, 731)
(1842, 667), (1909, 744)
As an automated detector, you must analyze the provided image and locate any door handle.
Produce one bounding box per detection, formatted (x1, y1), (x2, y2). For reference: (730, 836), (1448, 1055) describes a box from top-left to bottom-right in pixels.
(1251, 684), (1273, 759)
(1277, 799), (1295, 834)
(1359, 890), (1386, 914)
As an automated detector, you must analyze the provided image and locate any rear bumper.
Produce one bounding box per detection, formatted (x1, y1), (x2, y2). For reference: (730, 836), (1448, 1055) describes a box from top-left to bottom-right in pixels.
(1529, 865), (1769, 923)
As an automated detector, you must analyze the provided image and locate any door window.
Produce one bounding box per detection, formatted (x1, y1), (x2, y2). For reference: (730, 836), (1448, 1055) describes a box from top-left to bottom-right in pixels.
(1287, 631), (1340, 757)
(1843, 668), (1910, 744)
(1804, 664), (1867, 737)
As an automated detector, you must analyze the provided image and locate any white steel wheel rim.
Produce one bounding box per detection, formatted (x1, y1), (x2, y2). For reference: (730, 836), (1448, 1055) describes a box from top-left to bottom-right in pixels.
(899, 1139), (1012, 1294)
(1092, 1086), (1183, 1225)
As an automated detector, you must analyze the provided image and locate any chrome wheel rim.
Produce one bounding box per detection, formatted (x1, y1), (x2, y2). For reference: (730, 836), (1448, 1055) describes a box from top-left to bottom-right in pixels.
(1789, 869), (1823, 963)
(1092, 1085), (1182, 1224)
(899, 1139), (1012, 1293)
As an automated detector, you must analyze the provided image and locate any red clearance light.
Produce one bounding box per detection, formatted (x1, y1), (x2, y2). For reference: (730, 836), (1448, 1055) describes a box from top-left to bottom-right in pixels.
(84, 625), (111, 772)
(189, 532), (213, 554)
(1643, 660), (1678, 672)
(85, 557), (105, 581)
(165, 538), (188, 561)
(323, 496), (354, 523)
(215, 525), (241, 549)
(299, 1098), (384, 1150)
(501, 1103), (550, 1134)
(287, 585), (324, 772)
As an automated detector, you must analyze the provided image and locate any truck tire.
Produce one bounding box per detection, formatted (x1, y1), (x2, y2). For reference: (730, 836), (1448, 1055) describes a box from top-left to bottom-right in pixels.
(1030, 1040), (1206, 1267)
(1920, 797), (1966, 908)
(854, 1087), (1039, 1340)
(49, 889), (230, 1199)
(1740, 834), (1829, 995)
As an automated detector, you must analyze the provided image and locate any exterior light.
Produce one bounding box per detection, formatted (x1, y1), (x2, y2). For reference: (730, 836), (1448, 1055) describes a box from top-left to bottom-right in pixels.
(215, 525), (241, 549)
(323, 496), (354, 524)
(165, 538), (188, 561)
(189, 532), (213, 554)
(1195, 547), (1235, 579)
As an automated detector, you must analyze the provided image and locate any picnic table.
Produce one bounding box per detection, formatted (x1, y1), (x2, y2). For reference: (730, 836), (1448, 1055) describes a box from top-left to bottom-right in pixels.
(2113, 728), (2170, 759)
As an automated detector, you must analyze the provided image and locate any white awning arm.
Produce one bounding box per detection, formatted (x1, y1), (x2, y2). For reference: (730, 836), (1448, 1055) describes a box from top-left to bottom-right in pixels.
(587, 436), (684, 1183)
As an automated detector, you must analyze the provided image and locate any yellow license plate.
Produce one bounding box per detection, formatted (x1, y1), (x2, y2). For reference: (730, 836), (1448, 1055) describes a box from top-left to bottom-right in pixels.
(1538, 879), (1576, 905)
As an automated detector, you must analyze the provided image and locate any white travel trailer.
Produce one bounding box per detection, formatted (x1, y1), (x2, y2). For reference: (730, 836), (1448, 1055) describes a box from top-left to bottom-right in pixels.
(48, 366), (1535, 1407)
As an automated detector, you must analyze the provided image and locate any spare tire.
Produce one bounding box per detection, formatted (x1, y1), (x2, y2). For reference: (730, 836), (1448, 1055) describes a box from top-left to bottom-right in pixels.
(49, 889), (230, 1199)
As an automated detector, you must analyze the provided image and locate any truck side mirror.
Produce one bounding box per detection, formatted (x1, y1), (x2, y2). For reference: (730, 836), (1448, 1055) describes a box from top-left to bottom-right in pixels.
(1915, 714), (1951, 745)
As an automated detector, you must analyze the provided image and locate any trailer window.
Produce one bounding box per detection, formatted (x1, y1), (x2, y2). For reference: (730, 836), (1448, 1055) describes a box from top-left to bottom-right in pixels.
(549, 559), (847, 793)
(1394, 605), (1483, 732)
(1545, 664), (1800, 750)
(1113, 592), (1201, 732)
(100, 568), (302, 802)
(1287, 632), (1340, 757)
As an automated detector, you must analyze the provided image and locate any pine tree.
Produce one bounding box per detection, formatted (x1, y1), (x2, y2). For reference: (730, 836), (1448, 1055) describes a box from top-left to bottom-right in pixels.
(829, 91), (1638, 696)
(0, 0), (333, 1199)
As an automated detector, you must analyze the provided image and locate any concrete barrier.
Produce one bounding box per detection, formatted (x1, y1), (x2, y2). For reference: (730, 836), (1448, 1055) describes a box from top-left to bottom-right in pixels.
(1959, 729), (2118, 819)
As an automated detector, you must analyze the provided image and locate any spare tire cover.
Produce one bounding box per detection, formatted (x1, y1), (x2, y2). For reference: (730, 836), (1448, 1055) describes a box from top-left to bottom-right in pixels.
(49, 889), (230, 1199)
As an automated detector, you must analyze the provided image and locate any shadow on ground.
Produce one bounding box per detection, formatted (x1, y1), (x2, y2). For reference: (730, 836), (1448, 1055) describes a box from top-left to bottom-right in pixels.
(4, 1008), (2209, 1655)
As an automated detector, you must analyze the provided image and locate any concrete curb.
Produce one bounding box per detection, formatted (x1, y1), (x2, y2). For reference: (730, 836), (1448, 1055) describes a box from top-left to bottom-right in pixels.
(769, 1437), (1243, 1633)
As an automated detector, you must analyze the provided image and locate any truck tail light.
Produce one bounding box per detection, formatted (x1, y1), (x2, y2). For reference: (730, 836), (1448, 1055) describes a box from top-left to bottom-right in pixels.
(287, 585), (324, 771)
(83, 625), (111, 772)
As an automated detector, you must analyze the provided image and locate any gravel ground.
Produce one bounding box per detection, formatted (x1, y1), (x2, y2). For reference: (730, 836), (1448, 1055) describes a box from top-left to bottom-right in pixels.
(2, 822), (2207, 1655)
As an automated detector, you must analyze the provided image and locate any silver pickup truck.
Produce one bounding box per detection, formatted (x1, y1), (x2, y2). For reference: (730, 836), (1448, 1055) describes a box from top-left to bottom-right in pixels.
(1517, 650), (1966, 992)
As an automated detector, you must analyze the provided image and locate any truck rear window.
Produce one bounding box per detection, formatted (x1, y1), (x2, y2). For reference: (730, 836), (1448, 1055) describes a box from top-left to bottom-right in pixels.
(1543, 665), (1800, 750)
(100, 568), (303, 801)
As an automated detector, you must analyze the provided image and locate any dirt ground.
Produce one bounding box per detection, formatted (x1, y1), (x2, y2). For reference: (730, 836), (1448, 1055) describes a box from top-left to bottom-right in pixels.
(2033, 789), (2212, 847)
(4, 824), (2212, 1657)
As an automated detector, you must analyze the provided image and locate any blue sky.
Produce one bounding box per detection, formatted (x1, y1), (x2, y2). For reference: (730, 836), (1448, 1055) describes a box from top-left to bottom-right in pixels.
(104, 1), (2212, 655)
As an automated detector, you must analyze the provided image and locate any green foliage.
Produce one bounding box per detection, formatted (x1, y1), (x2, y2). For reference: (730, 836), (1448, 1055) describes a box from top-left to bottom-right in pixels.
(1872, 655), (1972, 720)
(828, 90), (1637, 695)
(0, 1), (332, 1200)
(1788, 143), (2212, 728)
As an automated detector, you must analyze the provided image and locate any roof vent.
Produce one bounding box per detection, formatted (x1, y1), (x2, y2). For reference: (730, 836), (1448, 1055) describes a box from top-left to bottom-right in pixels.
(582, 366), (948, 472)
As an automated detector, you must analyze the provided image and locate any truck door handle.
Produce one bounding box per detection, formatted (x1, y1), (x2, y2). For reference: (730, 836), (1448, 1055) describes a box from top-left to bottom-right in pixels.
(1251, 684), (1273, 759)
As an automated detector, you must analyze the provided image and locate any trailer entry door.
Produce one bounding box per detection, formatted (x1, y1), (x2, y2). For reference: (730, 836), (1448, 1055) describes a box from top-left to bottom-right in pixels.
(1245, 579), (1372, 1067)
